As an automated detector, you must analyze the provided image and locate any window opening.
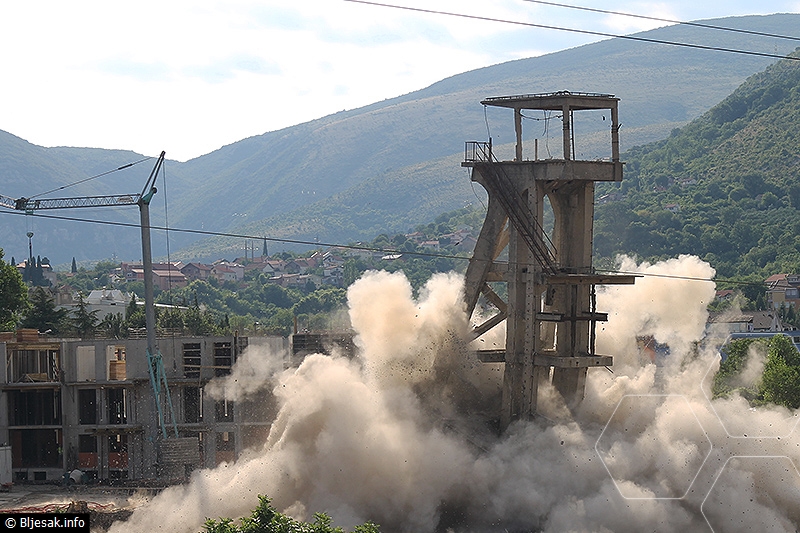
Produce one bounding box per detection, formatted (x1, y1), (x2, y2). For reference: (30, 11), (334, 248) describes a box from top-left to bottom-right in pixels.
(78, 389), (97, 425)
(183, 342), (201, 379)
(107, 388), (127, 424)
(213, 342), (232, 377)
(184, 386), (203, 423)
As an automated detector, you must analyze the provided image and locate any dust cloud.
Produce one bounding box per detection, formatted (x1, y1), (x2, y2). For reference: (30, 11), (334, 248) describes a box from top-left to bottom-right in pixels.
(110, 257), (800, 533)
(205, 340), (285, 402)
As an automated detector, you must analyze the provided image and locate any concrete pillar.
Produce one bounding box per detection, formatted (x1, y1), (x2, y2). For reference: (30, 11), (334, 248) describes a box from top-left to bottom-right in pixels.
(562, 105), (571, 160)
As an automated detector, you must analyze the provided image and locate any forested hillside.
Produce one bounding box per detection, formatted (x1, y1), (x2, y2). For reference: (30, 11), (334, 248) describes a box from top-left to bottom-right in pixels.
(594, 50), (800, 288)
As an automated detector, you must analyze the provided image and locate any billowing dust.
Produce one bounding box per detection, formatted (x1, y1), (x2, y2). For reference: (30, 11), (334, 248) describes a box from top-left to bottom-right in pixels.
(109, 256), (800, 533)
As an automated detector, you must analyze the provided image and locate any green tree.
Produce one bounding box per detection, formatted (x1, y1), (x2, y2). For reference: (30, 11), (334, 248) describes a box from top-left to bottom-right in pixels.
(125, 295), (146, 331)
(787, 305), (798, 329)
(760, 334), (800, 409)
(260, 284), (292, 308)
(69, 293), (100, 338)
(158, 307), (185, 330)
(99, 312), (124, 339)
(713, 338), (759, 399)
(342, 258), (365, 288)
(0, 249), (28, 330)
(21, 287), (68, 334)
(202, 495), (379, 533)
(218, 313), (231, 335)
(31, 255), (46, 287)
(185, 297), (217, 336)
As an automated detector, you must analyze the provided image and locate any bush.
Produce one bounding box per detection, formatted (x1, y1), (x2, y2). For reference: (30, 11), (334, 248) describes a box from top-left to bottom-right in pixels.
(760, 335), (800, 409)
(202, 496), (379, 533)
(714, 335), (800, 410)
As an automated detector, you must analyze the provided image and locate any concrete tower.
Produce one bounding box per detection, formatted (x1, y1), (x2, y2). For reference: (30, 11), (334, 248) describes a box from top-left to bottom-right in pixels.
(462, 92), (636, 430)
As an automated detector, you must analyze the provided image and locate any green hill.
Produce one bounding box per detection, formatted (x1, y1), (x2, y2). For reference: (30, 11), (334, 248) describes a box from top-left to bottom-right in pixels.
(173, 14), (800, 260)
(594, 49), (800, 285)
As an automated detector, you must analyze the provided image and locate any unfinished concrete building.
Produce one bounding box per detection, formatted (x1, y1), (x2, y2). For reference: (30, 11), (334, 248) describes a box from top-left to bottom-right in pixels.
(463, 92), (636, 429)
(0, 329), (286, 482)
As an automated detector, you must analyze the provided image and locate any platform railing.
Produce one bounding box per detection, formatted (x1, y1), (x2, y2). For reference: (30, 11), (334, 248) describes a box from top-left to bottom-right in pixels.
(464, 141), (492, 163)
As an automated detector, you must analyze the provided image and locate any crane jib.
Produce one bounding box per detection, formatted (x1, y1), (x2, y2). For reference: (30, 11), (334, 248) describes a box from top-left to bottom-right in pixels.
(11, 194), (141, 211)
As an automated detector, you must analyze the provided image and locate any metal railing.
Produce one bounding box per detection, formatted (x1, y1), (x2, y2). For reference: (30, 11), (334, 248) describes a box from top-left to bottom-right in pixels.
(464, 141), (492, 163)
(464, 140), (558, 272)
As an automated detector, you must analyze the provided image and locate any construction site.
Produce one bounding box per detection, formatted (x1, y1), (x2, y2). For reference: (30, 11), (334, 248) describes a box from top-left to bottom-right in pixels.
(2, 91), (626, 477)
(5, 89), (627, 496)
(0, 328), (287, 484)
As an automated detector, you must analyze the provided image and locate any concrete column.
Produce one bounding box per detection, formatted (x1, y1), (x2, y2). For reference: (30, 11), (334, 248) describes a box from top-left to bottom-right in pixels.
(548, 182), (595, 406)
(562, 104), (571, 160)
(611, 104), (620, 162)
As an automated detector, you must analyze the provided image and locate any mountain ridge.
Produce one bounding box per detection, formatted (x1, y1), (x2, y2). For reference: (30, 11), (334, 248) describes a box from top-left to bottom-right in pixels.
(1, 14), (798, 264)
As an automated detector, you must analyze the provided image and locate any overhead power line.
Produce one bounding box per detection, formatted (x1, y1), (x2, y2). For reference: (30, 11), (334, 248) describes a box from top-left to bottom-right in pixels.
(521, 0), (800, 43)
(343, 0), (800, 62)
(0, 208), (765, 288)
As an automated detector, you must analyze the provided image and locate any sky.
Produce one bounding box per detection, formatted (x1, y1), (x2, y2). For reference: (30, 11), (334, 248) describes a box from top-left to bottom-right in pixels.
(1, 0), (799, 162)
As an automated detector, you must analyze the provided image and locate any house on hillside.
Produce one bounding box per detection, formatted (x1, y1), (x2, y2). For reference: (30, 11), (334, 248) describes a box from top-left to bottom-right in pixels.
(308, 251), (324, 266)
(152, 268), (187, 291)
(267, 273), (322, 289)
(120, 262), (186, 290)
(243, 260), (269, 275)
(212, 261), (244, 281)
(121, 262), (184, 283)
(405, 232), (425, 243)
(285, 259), (312, 275)
(322, 251), (344, 268)
(322, 267), (343, 287)
(260, 259), (286, 276)
(765, 274), (800, 309)
(715, 289), (736, 301)
(708, 310), (784, 334)
(83, 289), (131, 321)
(268, 273), (298, 288)
(212, 264), (238, 283)
(181, 262), (213, 282)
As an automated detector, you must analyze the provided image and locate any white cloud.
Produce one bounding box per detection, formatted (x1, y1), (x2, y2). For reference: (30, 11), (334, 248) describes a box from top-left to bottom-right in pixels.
(0, 0), (796, 161)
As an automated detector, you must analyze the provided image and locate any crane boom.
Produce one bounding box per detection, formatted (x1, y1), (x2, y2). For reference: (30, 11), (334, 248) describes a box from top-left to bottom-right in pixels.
(0, 195), (16, 210)
(12, 194), (141, 211)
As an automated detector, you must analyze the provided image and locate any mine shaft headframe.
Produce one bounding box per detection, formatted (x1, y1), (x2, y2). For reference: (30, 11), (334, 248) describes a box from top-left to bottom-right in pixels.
(462, 91), (635, 425)
(481, 91), (621, 164)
